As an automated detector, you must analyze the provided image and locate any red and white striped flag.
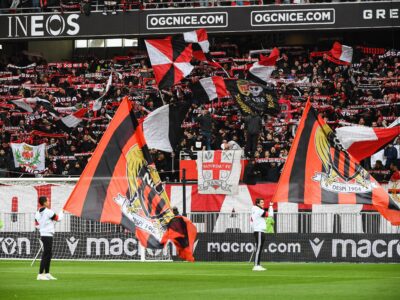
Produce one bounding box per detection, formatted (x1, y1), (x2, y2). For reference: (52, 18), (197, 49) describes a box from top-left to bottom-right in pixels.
(190, 76), (229, 102)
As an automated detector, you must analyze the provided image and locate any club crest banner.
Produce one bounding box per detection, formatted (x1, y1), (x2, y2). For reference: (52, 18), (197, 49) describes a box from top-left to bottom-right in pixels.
(197, 150), (242, 195)
(11, 143), (46, 172)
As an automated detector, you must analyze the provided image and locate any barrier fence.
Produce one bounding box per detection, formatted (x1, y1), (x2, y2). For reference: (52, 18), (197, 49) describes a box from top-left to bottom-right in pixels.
(0, 212), (398, 234)
(1, 212), (399, 262)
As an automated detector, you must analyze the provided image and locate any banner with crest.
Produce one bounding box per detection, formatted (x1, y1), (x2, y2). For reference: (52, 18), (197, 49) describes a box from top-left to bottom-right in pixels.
(63, 98), (197, 261)
(272, 99), (400, 225)
(224, 79), (280, 116)
(197, 150), (243, 195)
(11, 143), (46, 172)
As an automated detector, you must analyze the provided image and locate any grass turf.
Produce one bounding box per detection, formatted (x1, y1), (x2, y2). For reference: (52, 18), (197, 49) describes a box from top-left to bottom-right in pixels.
(0, 261), (399, 300)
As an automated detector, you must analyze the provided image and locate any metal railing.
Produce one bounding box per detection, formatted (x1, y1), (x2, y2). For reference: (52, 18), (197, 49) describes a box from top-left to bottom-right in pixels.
(1, 212), (398, 234)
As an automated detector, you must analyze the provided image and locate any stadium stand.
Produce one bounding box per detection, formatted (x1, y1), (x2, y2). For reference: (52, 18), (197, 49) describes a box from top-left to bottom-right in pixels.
(0, 42), (399, 180)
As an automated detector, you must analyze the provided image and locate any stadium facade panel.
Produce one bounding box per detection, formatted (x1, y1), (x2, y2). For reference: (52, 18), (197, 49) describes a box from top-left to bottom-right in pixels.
(0, 1), (399, 40)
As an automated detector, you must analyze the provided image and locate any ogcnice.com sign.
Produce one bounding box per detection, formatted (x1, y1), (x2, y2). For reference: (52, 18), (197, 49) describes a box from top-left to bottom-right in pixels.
(146, 12), (228, 30)
(251, 8), (335, 26)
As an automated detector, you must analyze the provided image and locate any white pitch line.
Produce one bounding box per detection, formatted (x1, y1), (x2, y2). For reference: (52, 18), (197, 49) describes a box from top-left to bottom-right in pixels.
(1, 270), (400, 279)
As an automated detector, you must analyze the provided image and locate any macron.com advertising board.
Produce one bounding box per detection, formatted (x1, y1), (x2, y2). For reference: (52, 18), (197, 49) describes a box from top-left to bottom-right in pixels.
(1, 232), (400, 263)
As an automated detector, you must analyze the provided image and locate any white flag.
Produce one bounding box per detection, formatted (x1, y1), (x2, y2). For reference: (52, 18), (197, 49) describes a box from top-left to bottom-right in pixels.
(197, 150), (243, 195)
(11, 143), (46, 171)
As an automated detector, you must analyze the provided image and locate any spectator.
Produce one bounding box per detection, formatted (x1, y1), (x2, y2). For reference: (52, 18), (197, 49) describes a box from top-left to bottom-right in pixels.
(244, 112), (262, 158)
(221, 139), (241, 151)
(384, 144), (398, 169)
(195, 109), (213, 150)
(389, 162), (400, 184)
(371, 160), (387, 183)
(243, 158), (259, 185)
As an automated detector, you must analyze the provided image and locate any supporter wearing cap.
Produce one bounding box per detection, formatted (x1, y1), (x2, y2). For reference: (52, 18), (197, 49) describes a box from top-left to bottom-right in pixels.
(221, 139), (241, 151)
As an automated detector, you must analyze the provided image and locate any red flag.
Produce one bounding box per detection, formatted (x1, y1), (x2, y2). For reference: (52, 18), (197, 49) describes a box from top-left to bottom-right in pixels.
(161, 216), (197, 262)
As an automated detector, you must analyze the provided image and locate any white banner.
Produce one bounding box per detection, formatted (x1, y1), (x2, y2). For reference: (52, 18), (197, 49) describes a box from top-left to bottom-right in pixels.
(11, 143), (46, 171)
(197, 150), (242, 195)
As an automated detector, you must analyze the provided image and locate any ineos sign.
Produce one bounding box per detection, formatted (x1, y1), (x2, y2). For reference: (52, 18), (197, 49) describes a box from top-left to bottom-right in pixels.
(7, 14), (80, 38)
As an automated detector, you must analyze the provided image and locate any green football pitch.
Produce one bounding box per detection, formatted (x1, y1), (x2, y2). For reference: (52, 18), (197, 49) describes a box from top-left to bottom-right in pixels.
(1, 261), (399, 300)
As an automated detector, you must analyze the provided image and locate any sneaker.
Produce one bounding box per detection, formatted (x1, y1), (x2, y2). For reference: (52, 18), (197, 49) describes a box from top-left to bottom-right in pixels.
(252, 265), (266, 271)
(45, 273), (57, 280)
(37, 274), (50, 280)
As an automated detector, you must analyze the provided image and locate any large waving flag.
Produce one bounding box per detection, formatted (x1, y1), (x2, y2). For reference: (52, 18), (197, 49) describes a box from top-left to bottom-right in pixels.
(335, 124), (400, 162)
(145, 36), (194, 90)
(63, 97), (197, 261)
(272, 100), (400, 225)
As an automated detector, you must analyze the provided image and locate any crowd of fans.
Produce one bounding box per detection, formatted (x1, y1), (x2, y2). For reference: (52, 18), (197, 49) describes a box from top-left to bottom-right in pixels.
(0, 0), (384, 14)
(0, 42), (399, 184)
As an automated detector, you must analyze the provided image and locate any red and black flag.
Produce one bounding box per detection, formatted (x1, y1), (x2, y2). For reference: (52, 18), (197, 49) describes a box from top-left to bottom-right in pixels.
(145, 36), (194, 90)
(183, 29), (222, 69)
(272, 100), (400, 225)
(63, 97), (197, 260)
(224, 78), (280, 116)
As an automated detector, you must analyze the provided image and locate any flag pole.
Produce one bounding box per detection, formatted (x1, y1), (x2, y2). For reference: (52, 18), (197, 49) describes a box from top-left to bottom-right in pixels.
(158, 89), (166, 105)
(182, 168), (187, 217)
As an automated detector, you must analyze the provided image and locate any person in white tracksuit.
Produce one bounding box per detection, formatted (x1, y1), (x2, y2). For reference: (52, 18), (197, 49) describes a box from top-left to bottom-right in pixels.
(251, 198), (273, 271)
(35, 196), (63, 280)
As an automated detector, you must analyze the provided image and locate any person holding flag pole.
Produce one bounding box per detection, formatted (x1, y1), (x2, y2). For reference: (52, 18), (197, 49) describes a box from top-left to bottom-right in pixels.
(250, 198), (273, 271)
